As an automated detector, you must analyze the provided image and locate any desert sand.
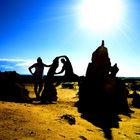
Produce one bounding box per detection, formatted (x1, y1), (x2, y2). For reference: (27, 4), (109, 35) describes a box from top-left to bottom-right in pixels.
(0, 84), (140, 140)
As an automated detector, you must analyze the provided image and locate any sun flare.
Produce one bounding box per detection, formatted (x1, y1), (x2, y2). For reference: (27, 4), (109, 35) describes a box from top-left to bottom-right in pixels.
(78, 0), (124, 32)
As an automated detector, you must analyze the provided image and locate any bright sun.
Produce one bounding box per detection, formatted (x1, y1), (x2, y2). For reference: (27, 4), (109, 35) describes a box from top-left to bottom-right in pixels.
(78, 0), (124, 32)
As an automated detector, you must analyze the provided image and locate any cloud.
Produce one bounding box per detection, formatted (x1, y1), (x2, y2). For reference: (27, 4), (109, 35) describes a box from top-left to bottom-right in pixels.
(0, 58), (35, 74)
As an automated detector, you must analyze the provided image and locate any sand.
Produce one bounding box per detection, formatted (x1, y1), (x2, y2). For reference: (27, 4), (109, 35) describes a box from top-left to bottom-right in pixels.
(0, 84), (140, 140)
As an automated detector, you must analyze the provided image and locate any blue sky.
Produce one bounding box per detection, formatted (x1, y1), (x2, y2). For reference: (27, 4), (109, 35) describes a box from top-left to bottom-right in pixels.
(0, 0), (140, 77)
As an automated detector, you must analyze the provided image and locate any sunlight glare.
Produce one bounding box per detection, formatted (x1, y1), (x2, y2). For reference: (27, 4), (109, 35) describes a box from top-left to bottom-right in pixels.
(78, 0), (124, 32)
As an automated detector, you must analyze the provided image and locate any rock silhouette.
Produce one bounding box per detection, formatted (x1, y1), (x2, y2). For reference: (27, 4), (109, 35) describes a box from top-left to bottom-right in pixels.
(0, 71), (30, 103)
(76, 40), (134, 139)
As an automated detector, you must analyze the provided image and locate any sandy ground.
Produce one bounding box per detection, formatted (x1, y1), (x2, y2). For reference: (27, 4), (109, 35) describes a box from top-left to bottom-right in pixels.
(0, 84), (140, 140)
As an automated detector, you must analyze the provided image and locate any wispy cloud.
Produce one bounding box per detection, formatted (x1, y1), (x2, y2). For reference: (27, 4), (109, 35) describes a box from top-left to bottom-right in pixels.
(0, 58), (35, 74)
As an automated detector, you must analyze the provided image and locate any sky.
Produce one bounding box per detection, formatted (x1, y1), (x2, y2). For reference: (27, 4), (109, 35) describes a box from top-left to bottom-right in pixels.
(0, 0), (140, 77)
